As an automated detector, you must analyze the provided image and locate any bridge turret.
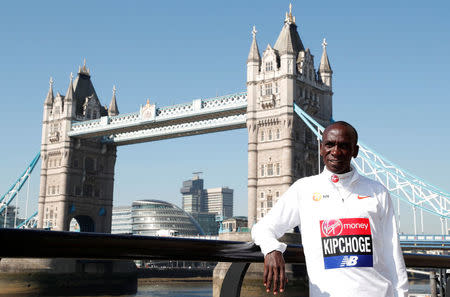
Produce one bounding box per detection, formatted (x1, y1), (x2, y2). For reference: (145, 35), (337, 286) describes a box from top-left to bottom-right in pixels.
(64, 72), (76, 118)
(43, 77), (54, 122)
(318, 38), (333, 88)
(108, 85), (119, 116)
(247, 26), (261, 83)
(44, 77), (54, 106)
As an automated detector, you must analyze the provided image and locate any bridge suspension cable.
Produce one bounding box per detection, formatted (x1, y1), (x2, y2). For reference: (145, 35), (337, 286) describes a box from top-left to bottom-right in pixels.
(0, 152), (40, 227)
(294, 103), (450, 235)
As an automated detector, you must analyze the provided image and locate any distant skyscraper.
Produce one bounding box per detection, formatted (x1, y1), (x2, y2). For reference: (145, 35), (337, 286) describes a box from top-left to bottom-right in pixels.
(180, 173), (234, 226)
(180, 172), (204, 213)
(204, 187), (233, 218)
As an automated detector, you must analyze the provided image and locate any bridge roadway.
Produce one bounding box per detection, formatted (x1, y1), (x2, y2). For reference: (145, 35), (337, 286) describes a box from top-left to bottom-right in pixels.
(68, 92), (247, 145)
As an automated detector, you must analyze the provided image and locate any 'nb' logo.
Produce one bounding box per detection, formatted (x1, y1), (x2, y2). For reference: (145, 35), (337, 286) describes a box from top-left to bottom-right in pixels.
(340, 256), (358, 267)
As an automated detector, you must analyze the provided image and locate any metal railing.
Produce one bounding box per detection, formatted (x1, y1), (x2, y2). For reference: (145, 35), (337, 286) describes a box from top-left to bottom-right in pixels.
(1, 229), (450, 297)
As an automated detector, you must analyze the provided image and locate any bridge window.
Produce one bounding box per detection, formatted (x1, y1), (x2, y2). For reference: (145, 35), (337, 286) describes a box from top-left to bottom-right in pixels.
(268, 130), (272, 141)
(260, 192), (264, 199)
(276, 129), (280, 139)
(265, 83), (272, 95)
(276, 163), (280, 175)
(260, 165), (265, 177)
(265, 61), (273, 72)
(260, 202), (264, 208)
(275, 82), (278, 94)
(267, 164), (274, 176)
(260, 130), (264, 141)
(84, 157), (95, 172)
(260, 85), (263, 96)
(276, 191), (280, 198)
(267, 197), (273, 208)
(83, 184), (93, 197)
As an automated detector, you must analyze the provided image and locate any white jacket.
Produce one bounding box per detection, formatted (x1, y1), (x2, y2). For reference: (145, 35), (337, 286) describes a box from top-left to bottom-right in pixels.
(252, 167), (409, 297)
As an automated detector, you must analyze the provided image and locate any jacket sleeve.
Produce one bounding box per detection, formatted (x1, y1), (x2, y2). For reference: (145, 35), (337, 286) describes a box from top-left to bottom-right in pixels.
(381, 190), (409, 297)
(251, 182), (301, 256)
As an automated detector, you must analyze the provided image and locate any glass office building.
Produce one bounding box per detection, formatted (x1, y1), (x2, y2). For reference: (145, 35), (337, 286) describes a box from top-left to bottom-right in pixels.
(131, 200), (204, 236)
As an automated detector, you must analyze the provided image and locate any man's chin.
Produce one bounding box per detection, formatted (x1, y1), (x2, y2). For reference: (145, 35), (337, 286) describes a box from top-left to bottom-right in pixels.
(326, 164), (349, 174)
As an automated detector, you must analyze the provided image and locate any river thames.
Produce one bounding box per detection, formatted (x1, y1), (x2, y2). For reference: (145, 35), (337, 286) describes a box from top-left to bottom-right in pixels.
(81, 279), (431, 297)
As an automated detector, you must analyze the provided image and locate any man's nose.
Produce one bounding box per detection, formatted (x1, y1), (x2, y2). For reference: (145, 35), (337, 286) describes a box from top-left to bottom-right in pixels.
(331, 145), (341, 155)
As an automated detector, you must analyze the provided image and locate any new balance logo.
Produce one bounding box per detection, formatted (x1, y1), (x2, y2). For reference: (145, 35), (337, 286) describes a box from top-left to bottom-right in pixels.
(340, 256), (358, 267)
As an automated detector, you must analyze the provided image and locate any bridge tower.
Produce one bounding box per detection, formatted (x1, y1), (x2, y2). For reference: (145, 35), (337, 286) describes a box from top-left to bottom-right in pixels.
(37, 62), (118, 232)
(246, 5), (333, 227)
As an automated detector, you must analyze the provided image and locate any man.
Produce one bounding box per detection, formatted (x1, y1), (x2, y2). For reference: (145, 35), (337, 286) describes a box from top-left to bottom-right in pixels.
(252, 121), (408, 296)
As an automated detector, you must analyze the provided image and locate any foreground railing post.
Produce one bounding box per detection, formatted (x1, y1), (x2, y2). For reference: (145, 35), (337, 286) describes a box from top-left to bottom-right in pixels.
(444, 270), (450, 297)
(219, 262), (250, 297)
(430, 270), (437, 297)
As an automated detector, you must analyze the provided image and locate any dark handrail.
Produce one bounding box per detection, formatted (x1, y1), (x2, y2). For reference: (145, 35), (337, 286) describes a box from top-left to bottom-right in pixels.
(0, 228), (448, 268)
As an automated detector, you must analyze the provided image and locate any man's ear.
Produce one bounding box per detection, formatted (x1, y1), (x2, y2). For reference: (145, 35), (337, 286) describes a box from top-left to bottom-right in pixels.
(319, 142), (324, 156)
(353, 145), (359, 158)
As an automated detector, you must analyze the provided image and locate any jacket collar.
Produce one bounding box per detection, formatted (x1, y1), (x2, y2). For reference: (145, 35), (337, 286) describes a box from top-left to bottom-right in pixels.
(321, 164), (360, 187)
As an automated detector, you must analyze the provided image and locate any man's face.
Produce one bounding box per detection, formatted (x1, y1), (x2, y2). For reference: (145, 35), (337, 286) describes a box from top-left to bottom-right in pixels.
(320, 124), (359, 174)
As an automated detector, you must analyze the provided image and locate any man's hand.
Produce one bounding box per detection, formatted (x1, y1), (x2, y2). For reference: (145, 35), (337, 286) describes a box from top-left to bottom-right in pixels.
(263, 250), (287, 294)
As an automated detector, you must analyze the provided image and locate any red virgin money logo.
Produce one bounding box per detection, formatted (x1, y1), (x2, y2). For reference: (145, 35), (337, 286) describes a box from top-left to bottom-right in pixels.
(321, 218), (372, 237)
(321, 219), (343, 237)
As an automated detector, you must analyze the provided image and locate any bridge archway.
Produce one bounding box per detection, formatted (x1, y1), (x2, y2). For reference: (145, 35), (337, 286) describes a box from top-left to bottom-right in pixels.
(69, 216), (95, 232)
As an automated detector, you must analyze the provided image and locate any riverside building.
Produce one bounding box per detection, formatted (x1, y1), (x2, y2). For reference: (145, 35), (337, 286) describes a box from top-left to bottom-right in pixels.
(180, 173), (234, 234)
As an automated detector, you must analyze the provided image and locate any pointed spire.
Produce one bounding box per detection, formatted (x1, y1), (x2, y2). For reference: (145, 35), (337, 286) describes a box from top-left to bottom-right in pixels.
(108, 85), (119, 116)
(247, 25), (261, 63)
(44, 77), (54, 105)
(65, 72), (75, 101)
(274, 4), (304, 55)
(285, 3), (295, 25)
(78, 58), (91, 76)
(319, 38), (332, 73)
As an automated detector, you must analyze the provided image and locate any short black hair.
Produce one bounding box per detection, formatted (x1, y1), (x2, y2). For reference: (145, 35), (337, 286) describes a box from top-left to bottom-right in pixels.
(325, 121), (358, 143)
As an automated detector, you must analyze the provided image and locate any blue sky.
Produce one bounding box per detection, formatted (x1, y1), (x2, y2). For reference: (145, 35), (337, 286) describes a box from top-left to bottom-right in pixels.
(0, 1), (448, 233)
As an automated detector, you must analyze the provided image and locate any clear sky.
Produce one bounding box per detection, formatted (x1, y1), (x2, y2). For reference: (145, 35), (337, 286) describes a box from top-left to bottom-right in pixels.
(0, 0), (448, 234)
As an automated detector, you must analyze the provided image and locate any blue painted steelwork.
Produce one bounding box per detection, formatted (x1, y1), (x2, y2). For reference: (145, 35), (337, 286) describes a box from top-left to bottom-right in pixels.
(16, 210), (38, 229)
(0, 153), (40, 215)
(294, 103), (450, 234)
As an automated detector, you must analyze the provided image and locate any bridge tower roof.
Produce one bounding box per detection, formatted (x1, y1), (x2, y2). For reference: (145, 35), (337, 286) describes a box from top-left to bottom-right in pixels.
(108, 85), (119, 116)
(273, 4), (305, 55)
(44, 77), (54, 105)
(247, 26), (261, 63)
(65, 72), (75, 101)
(319, 38), (332, 74)
(73, 59), (100, 116)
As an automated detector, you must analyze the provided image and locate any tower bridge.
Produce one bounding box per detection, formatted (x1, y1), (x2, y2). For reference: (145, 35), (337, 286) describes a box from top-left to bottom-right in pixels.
(1, 5), (449, 240)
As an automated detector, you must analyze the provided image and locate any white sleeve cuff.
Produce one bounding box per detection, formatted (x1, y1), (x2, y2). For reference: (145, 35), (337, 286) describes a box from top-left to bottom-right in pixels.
(260, 240), (287, 256)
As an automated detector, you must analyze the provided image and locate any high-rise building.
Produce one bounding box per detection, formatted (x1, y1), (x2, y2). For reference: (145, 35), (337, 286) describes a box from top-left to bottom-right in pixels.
(180, 174), (234, 234)
(180, 173), (204, 213)
(0, 206), (24, 228)
(204, 187), (233, 218)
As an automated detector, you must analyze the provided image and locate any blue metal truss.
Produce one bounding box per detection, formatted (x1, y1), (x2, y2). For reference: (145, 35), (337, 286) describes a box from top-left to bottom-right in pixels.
(0, 153), (40, 216)
(16, 211), (38, 229)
